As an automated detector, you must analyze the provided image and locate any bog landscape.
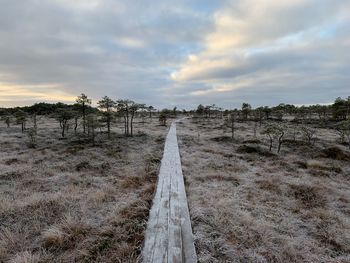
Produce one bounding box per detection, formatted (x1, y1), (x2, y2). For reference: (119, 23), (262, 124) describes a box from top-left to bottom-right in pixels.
(0, 96), (349, 262)
(1, 1), (350, 263)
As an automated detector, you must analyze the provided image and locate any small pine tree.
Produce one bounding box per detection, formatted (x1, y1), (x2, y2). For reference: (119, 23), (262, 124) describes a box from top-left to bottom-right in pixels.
(76, 93), (92, 134)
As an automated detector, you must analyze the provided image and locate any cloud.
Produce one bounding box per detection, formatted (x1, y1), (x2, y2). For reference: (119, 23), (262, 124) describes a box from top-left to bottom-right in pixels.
(170, 0), (350, 108)
(0, 0), (349, 109)
(0, 0), (214, 107)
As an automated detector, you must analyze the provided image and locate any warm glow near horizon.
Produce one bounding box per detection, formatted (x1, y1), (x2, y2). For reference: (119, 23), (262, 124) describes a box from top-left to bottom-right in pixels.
(0, 83), (76, 107)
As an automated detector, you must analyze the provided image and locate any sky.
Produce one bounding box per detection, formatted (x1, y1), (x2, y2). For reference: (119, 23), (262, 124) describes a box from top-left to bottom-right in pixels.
(0, 0), (349, 109)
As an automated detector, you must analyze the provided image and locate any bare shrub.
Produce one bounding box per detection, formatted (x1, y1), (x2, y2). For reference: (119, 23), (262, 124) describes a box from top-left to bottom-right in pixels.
(336, 120), (350, 149)
(3, 115), (11, 128)
(261, 123), (285, 153)
(25, 128), (37, 148)
(224, 112), (237, 139)
(300, 125), (317, 144)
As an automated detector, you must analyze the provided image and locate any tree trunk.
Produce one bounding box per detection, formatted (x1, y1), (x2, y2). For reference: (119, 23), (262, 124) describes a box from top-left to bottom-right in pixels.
(107, 119), (110, 139)
(231, 122), (234, 139)
(254, 121), (257, 138)
(74, 117), (78, 135)
(123, 116), (127, 136)
(269, 135), (273, 151)
(126, 111), (129, 136)
(33, 114), (37, 135)
(62, 122), (66, 138)
(92, 128), (95, 145)
(83, 104), (86, 134)
(277, 133), (284, 153)
(130, 113), (134, 137)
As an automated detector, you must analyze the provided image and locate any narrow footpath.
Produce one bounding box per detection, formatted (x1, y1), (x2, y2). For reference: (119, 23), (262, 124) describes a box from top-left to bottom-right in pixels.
(142, 121), (197, 263)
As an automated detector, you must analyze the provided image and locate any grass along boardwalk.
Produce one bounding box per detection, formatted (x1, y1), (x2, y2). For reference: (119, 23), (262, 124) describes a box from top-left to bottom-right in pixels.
(142, 121), (197, 263)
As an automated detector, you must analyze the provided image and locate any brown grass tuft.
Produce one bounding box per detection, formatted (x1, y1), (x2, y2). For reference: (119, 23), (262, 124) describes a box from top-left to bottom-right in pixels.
(255, 178), (282, 194)
(290, 184), (326, 208)
(42, 227), (66, 248)
(75, 161), (92, 171)
(42, 216), (90, 250)
(196, 174), (240, 186)
(8, 251), (41, 263)
(318, 147), (350, 161)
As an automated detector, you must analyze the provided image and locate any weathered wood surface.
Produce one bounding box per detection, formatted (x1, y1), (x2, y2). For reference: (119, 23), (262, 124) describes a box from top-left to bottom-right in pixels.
(142, 122), (197, 263)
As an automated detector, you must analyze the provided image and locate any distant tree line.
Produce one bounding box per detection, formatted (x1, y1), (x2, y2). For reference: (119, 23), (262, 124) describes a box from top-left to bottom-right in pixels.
(0, 94), (172, 145)
(194, 96), (350, 122)
(1, 95), (349, 149)
(193, 96), (350, 152)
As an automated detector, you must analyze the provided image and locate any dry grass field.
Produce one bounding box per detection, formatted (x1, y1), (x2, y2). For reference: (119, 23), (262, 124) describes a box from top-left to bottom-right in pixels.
(1, 114), (349, 263)
(0, 117), (167, 263)
(178, 117), (350, 263)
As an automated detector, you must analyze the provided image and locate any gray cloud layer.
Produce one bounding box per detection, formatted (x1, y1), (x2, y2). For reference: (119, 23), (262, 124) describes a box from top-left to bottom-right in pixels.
(0, 0), (348, 108)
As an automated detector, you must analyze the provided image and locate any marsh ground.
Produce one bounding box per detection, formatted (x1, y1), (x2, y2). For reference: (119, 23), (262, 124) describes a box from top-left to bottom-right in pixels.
(0, 117), (167, 263)
(1, 115), (349, 263)
(178, 117), (350, 263)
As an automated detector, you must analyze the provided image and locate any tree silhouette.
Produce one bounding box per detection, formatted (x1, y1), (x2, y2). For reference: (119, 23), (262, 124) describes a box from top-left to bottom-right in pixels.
(116, 100), (144, 137)
(76, 93), (91, 134)
(98, 96), (116, 138)
(4, 116), (10, 128)
(159, 109), (170, 126)
(196, 104), (205, 116)
(336, 120), (350, 149)
(55, 109), (74, 138)
(148, 105), (156, 118)
(261, 123), (285, 153)
(225, 111), (237, 139)
(241, 103), (251, 121)
(15, 110), (27, 132)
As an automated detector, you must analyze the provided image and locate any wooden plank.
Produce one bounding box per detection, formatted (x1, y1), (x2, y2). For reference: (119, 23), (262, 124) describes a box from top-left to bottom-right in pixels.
(143, 122), (197, 263)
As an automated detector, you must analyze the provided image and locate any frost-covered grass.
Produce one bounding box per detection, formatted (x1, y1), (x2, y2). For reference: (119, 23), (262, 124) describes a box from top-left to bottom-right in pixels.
(178, 117), (350, 263)
(0, 117), (166, 262)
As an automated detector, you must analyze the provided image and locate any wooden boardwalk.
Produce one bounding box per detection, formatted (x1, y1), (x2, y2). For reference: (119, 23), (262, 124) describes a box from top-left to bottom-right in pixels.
(142, 122), (197, 263)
